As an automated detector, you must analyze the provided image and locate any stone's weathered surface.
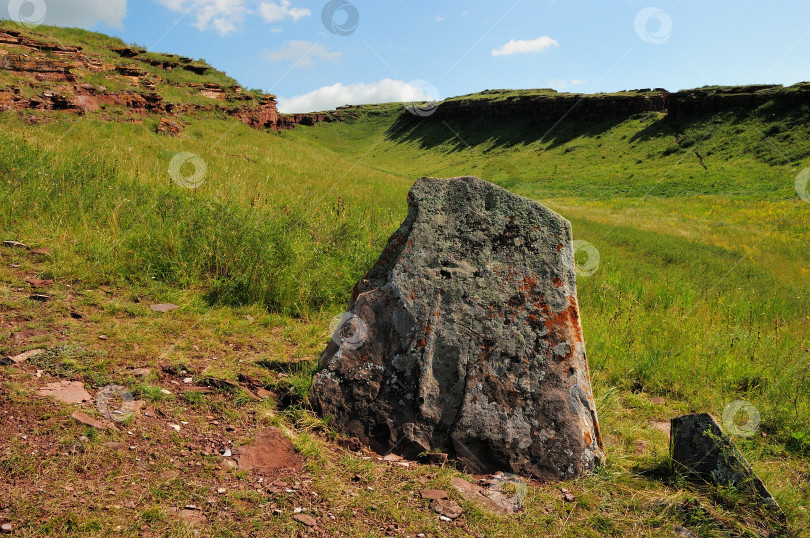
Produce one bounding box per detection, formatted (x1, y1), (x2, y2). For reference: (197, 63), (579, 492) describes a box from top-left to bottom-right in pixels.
(670, 414), (780, 509)
(309, 176), (603, 480)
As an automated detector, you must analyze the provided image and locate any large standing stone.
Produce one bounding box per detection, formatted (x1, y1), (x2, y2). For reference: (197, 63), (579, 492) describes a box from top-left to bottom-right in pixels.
(309, 176), (603, 480)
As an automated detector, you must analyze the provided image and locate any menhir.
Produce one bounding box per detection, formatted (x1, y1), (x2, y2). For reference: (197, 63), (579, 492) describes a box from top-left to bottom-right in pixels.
(309, 176), (604, 480)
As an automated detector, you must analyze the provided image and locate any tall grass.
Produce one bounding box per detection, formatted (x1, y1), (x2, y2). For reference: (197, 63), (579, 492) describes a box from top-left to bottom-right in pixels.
(0, 114), (408, 316)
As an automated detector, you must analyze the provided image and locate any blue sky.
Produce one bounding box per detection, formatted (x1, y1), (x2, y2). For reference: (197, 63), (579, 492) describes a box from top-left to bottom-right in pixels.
(3, 0), (810, 112)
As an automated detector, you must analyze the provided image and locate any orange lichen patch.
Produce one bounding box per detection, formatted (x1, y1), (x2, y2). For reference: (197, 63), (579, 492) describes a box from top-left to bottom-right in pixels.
(556, 244), (563, 252)
(552, 277), (563, 288)
(519, 275), (538, 293)
(536, 297), (584, 347)
(584, 430), (592, 445)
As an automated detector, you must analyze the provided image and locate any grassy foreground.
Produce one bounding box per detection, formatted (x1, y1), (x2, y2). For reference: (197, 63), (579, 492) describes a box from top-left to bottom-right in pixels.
(1, 29), (809, 536)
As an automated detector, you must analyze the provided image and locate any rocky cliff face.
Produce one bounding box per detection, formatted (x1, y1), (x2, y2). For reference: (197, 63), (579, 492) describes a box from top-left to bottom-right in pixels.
(0, 26), (321, 131)
(430, 84), (810, 125)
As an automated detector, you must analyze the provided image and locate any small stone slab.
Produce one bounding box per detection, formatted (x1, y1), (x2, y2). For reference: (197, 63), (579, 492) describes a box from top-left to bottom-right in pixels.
(293, 514), (317, 527)
(150, 303), (180, 312)
(38, 380), (92, 404)
(232, 427), (304, 473)
(179, 509), (207, 525)
(71, 411), (115, 430)
(1, 348), (45, 365)
(670, 413), (781, 512)
(431, 499), (463, 519)
(420, 489), (448, 500)
(3, 240), (30, 249)
(450, 476), (524, 515)
(25, 277), (54, 288)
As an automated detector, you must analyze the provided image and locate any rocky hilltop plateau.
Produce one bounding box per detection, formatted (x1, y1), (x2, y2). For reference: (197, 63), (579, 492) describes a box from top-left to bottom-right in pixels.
(2, 22), (810, 134)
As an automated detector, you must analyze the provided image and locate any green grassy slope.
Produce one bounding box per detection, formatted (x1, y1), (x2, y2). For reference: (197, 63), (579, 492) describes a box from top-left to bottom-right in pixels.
(1, 24), (809, 536)
(281, 97), (810, 509)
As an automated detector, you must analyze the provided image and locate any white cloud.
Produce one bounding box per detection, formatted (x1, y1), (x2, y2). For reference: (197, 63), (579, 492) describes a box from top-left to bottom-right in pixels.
(258, 0), (310, 22)
(154, 0), (309, 35)
(155, 0), (247, 35)
(264, 40), (340, 67)
(547, 78), (587, 90)
(492, 36), (558, 57)
(1, 0), (127, 29)
(278, 79), (436, 113)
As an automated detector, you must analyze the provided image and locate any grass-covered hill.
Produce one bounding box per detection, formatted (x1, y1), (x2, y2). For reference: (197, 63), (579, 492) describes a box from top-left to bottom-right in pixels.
(1, 23), (809, 536)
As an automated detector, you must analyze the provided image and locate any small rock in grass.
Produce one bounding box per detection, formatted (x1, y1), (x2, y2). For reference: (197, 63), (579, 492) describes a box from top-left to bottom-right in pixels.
(671, 413), (782, 514)
(1, 348), (45, 366)
(563, 493), (576, 503)
(420, 489), (448, 500)
(293, 514), (317, 527)
(160, 389), (172, 395)
(168, 424), (181, 432)
(179, 509), (206, 525)
(150, 303), (180, 313)
(216, 488), (227, 494)
(1, 523), (13, 534)
(25, 277), (54, 288)
(431, 499), (463, 519)
(72, 411), (114, 430)
(183, 377), (193, 384)
(38, 380), (92, 404)
(673, 526), (698, 538)
(98, 335), (108, 340)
